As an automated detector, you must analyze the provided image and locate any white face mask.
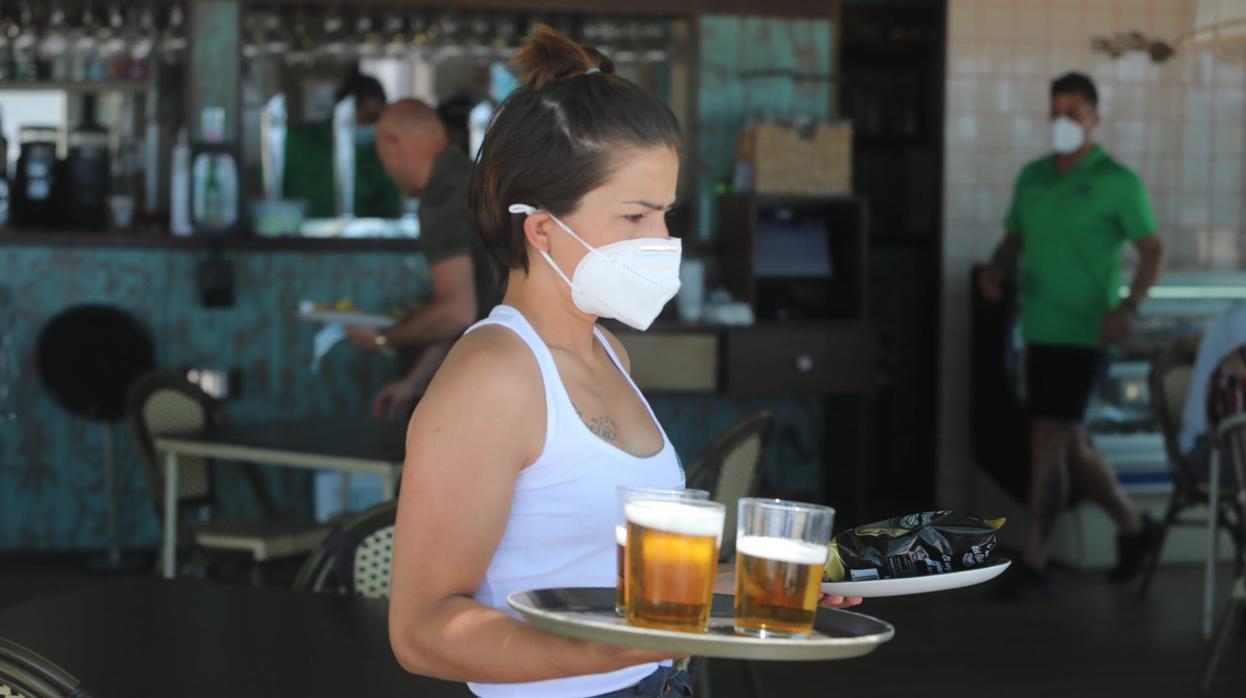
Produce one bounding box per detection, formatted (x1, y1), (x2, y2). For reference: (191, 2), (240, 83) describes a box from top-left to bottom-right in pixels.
(508, 203), (681, 331)
(1051, 116), (1085, 155)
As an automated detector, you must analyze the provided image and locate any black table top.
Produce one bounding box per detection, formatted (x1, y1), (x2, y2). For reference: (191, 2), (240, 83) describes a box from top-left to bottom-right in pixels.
(0, 577), (469, 698)
(158, 414), (408, 464)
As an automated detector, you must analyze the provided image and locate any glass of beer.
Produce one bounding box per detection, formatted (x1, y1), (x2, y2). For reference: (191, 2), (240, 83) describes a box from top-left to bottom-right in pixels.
(615, 487), (709, 616)
(624, 497), (725, 632)
(733, 498), (834, 638)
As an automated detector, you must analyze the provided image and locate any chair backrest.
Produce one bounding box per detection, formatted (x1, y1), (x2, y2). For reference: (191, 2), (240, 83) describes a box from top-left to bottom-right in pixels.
(0, 638), (89, 698)
(1149, 337), (1200, 487)
(294, 500), (398, 599)
(125, 371), (218, 514)
(684, 412), (775, 560)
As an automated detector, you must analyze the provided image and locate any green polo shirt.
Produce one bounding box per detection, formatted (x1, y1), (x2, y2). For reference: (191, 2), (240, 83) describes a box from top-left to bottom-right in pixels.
(282, 120), (403, 219)
(1003, 145), (1157, 348)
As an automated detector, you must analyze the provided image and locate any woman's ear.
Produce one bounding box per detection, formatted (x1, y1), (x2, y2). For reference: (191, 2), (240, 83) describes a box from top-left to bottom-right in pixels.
(522, 212), (554, 254)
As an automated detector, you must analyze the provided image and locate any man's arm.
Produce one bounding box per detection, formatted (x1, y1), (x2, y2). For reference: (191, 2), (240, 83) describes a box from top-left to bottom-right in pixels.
(348, 255), (478, 351)
(1122, 236), (1164, 312)
(371, 341), (455, 420)
(978, 232), (1023, 302)
(1100, 236), (1164, 347)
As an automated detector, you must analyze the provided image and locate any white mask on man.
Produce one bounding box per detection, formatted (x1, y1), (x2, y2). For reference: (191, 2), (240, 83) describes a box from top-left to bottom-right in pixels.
(1051, 116), (1085, 155)
(509, 203), (681, 331)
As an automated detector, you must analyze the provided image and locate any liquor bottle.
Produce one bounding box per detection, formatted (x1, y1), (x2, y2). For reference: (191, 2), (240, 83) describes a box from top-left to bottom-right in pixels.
(170, 127), (192, 235)
(64, 95), (111, 230)
(0, 107), (9, 227)
(190, 107), (239, 234)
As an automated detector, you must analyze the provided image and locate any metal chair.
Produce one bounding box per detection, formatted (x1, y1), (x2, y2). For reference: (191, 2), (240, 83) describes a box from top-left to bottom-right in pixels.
(1139, 338), (1243, 608)
(125, 370), (330, 580)
(0, 638), (91, 698)
(1202, 414), (1246, 693)
(294, 500), (397, 599)
(684, 411), (775, 562)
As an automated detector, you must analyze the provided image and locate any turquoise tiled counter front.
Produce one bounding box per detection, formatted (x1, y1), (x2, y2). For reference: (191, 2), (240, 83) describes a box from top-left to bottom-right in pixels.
(0, 241), (822, 551)
(0, 242), (428, 550)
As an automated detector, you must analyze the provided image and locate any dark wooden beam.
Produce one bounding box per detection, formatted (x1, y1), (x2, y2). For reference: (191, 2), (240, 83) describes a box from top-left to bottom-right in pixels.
(243, 0), (837, 19)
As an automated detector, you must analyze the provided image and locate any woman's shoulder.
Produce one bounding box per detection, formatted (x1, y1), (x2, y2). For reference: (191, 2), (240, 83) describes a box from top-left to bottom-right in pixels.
(432, 324), (543, 399)
(405, 324), (547, 468)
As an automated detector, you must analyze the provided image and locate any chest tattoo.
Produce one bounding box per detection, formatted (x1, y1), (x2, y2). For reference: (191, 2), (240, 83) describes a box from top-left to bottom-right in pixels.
(573, 404), (618, 443)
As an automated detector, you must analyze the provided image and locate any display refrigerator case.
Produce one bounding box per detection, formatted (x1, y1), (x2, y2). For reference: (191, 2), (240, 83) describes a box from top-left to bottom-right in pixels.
(1086, 272), (1246, 494)
(972, 269), (1246, 499)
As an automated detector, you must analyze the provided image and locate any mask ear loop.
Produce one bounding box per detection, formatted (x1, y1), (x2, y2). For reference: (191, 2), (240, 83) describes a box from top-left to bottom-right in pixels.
(508, 203), (583, 288)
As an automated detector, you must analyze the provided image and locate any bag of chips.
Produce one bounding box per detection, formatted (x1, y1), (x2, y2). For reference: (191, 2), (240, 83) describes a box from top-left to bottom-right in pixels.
(823, 511), (1005, 582)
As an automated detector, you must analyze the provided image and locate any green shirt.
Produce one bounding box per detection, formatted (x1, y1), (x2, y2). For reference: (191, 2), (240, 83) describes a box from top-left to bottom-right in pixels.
(282, 120), (403, 219)
(1003, 145), (1157, 348)
(418, 147), (500, 320)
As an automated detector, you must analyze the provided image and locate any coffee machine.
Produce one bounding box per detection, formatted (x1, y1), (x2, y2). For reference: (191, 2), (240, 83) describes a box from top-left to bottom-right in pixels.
(11, 125), (59, 228)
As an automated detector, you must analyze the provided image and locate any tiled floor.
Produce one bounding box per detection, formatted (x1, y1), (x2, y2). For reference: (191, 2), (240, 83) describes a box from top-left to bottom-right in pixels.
(2, 556), (1243, 697)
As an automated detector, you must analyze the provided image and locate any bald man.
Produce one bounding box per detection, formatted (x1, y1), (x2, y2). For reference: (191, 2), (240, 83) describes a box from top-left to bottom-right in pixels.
(346, 98), (500, 420)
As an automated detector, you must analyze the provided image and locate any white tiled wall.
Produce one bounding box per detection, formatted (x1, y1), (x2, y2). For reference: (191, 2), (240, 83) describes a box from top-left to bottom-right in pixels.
(939, 0), (1246, 522)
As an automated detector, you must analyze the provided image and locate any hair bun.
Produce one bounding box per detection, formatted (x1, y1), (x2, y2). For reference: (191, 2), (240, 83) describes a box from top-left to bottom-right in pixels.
(511, 24), (614, 90)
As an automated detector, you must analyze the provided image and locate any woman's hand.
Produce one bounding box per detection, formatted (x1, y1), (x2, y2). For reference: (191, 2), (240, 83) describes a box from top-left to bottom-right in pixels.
(817, 593), (863, 609)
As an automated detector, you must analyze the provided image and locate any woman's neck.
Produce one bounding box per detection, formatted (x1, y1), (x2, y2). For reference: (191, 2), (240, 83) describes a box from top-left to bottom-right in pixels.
(502, 265), (599, 360)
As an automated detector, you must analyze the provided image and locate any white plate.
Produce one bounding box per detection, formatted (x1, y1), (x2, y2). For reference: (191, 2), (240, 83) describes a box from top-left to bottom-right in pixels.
(821, 559), (1011, 598)
(298, 309), (397, 329)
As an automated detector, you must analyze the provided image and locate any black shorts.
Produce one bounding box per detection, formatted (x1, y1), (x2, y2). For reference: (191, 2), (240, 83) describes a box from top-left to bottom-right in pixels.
(1025, 344), (1108, 423)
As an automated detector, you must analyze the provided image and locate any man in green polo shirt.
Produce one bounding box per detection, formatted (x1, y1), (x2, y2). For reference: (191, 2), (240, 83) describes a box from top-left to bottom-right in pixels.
(980, 73), (1165, 601)
(345, 99), (500, 420)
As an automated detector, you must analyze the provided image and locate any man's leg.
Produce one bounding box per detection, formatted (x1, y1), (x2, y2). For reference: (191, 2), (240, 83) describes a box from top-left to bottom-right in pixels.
(1066, 427), (1143, 535)
(1023, 419), (1074, 569)
(1065, 426), (1159, 583)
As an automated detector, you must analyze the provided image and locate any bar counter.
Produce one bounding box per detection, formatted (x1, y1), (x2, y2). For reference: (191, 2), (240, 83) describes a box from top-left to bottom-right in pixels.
(0, 230), (843, 552)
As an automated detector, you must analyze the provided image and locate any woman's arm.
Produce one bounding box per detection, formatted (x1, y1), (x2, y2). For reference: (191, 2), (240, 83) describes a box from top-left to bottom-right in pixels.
(388, 327), (675, 683)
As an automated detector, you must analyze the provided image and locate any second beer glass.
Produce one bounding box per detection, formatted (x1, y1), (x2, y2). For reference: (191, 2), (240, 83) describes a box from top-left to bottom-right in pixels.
(733, 498), (834, 638)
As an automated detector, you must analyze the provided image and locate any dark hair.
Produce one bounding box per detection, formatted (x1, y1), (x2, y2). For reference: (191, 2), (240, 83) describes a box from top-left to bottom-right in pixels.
(335, 69), (387, 106)
(1051, 72), (1098, 108)
(437, 91), (479, 154)
(467, 24), (682, 283)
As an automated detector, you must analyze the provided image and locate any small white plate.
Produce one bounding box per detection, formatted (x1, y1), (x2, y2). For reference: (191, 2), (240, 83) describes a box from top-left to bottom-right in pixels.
(821, 559), (1011, 598)
(297, 309), (397, 329)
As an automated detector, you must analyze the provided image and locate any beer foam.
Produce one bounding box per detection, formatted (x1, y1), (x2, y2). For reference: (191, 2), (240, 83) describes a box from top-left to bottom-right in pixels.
(616, 524), (627, 546)
(624, 500), (723, 538)
(736, 536), (829, 565)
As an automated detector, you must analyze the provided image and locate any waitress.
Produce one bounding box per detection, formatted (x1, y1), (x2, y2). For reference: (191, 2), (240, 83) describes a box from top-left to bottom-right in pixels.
(386, 25), (860, 698)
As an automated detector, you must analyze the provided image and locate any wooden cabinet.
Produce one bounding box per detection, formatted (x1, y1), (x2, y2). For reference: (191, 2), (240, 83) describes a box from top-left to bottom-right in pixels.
(614, 331), (720, 393)
(725, 323), (873, 398)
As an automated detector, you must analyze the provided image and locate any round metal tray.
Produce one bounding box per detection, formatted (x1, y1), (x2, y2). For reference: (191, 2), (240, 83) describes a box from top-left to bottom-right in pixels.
(507, 587), (895, 661)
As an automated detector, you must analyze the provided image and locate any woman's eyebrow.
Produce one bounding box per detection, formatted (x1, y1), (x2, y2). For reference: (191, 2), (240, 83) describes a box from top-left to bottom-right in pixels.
(622, 199), (679, 210)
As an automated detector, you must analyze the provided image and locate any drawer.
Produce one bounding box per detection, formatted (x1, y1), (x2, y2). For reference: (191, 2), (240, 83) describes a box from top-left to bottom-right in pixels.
(726, 324), (874, 397)
(614, 331), (719, 393)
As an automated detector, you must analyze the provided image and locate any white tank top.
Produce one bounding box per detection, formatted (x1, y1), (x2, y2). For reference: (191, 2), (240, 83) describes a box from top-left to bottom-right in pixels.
(464, 305), (684, 698)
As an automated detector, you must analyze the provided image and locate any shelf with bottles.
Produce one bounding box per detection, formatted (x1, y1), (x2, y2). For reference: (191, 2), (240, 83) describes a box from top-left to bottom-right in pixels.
(0, 80), (148, 93)
(0, 1), (188, 85)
